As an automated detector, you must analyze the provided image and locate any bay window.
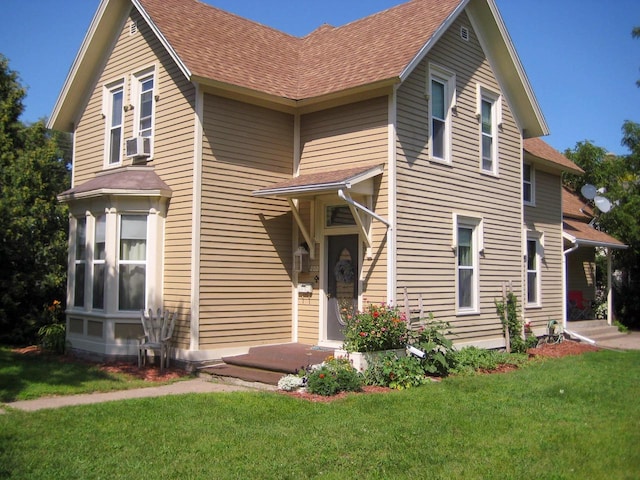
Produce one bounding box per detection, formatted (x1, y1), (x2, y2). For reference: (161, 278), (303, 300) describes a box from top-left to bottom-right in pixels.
(74, 217), (87, 307)
(118, 215), (147, 311)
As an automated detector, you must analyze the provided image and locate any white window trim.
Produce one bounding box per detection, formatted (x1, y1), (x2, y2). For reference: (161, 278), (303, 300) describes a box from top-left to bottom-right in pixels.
(453, 213), (483, 315)
(523, 162), (535, 206)
(428, 63), (456, 164)
(130, 66), (157, 159)
(103, 78), (126, 168)
(476, 84), (501, 176)
(525, 230), (544, 308)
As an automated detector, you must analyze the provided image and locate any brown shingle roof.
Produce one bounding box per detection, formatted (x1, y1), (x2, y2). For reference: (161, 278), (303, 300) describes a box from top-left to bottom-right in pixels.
(562, 186), (593, 220)
(58, 167), (172, 202)
(138, 0), (463, 100)
(524, 137), (583, 174)
(563, 218), (626, 248)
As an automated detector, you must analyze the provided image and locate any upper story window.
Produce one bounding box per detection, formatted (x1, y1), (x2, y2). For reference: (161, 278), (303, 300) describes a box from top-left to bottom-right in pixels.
(105, 82), (124, 166)
(429, 64), (456, 164)
(132, 68), (155, 140)
(523, 163), (535, 205)
(477, 85), (501, 175)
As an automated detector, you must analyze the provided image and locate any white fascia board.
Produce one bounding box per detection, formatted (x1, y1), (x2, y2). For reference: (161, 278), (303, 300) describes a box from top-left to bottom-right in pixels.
(399, 0), (471, 82)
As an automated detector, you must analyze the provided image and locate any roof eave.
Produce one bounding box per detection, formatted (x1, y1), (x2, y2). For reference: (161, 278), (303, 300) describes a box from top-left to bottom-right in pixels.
(526, 153), (584, 175)
(58, 188), (172, 203)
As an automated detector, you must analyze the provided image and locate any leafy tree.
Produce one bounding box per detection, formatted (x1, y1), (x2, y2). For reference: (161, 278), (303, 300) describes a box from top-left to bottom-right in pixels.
(0, 55), (71, 344)
(564, 129), (640, 328)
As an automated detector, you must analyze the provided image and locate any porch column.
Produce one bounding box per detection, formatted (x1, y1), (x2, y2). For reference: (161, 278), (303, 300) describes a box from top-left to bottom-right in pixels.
(606, 248), (613, 326)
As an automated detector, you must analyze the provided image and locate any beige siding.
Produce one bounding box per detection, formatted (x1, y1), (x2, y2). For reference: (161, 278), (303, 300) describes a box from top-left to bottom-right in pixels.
(567, 248), (596, 302)
(71, 9), (196, 349)
(298, 97), (389, 336)
(524, 171), (564, 329)
(395, 12), (523, 345)
(200, 94), (294, 348)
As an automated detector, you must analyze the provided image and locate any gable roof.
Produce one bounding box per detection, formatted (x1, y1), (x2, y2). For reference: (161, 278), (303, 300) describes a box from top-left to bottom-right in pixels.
(49, 0), (548, 138)
(524, 137), (583, 175)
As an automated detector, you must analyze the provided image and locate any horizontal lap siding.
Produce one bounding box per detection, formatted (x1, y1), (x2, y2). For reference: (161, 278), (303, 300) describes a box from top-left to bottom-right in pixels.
(524, 172), (564, 328)
(299, 98), (389, 335)
(395, 12), (523, 345)
(71, 10), (196, 348)
(200, 95), (294, 348)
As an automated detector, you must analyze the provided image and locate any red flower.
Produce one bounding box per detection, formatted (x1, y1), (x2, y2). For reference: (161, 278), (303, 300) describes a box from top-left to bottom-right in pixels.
(373, 311), (380, 318)
(360, 332), (367, 337)
(319, 373), (325, 379)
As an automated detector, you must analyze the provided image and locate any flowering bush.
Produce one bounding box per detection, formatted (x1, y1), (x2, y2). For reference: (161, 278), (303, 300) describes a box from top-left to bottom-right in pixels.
(341, 302), (409, 352)
(306, 357), (363, 396)
(277, 374), (306, 392)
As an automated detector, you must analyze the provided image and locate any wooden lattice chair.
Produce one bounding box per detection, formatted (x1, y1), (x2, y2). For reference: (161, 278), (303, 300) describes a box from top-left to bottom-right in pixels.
(138, 308), (176, 372)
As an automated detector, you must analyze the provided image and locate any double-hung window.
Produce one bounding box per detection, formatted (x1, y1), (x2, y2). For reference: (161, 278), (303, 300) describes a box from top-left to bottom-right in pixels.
(429, 64), (455, 163)
(477, 85), (501, 175)
(523, 163), (535, 205)
(526, 233), (543, 306)
(454, 215), (482, 313)
(106, 83), (124, 166)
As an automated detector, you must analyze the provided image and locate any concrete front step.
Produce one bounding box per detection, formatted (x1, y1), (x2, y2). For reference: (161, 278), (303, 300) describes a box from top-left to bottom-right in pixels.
(201, 364), (284, 386)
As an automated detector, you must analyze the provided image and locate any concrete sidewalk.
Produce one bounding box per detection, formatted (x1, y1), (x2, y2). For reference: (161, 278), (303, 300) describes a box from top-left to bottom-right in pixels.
(1, 377), (274, 413)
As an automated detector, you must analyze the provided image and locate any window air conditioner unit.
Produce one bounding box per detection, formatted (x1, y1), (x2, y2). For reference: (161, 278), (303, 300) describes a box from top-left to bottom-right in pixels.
(125, 136), (151, 159)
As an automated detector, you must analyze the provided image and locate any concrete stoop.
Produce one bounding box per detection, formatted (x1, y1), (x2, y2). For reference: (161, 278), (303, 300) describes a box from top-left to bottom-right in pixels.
(566, 320), (629, 345)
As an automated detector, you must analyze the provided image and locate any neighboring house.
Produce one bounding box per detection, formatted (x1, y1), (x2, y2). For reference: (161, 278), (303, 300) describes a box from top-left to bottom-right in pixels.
(561, 186), (627, 325)
(49, 0), (581, 363)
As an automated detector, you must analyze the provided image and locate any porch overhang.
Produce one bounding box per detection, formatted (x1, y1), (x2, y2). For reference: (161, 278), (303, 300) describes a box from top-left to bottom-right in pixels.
(563, 219), (627, 250)
(253, 163), (387, 258)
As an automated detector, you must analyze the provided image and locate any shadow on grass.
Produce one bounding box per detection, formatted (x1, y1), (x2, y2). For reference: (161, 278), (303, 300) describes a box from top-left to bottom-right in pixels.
(0, 348), (121, 402)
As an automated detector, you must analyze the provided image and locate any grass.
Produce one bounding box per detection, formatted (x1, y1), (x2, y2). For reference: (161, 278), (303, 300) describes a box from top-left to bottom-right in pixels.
(0, 347), (187, 402)
(1, 349), (639, 479)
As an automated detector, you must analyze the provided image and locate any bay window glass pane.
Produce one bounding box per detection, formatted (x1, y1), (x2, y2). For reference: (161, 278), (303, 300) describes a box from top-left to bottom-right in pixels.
(95, 215), (106, 260)
(120, 216), (147, 261)
(119, 265), (146, 311)
(76, 218), (86, 260)
(93, 264), (105, 309)
(74, 264), (85, 307)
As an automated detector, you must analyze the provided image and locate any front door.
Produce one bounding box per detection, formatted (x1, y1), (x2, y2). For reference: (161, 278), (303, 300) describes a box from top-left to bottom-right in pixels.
(326, 234), (359, 341)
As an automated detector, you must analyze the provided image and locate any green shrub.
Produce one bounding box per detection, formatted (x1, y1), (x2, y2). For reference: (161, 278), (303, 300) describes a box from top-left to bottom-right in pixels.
(411, 317), (455, 376)
(449, 346), (528, 376)
(306, 357), (363, 396)
(364, 352), (430, 390)
(37, 322), (66, 354)
(495, 291), (527, 353)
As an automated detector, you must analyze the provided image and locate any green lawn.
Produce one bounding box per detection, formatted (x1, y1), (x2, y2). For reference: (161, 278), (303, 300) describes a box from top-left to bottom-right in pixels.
(1, 349), (639, 479)
(0, 347), (187, 402)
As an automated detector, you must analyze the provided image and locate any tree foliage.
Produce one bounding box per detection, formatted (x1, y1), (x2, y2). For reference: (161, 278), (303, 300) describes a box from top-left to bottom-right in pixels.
(0, 55), (71, 344)
(564, 127), (640, 328)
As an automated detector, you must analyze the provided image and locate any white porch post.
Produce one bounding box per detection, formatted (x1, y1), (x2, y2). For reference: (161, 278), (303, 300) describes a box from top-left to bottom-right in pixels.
(606, 248), (613, 326)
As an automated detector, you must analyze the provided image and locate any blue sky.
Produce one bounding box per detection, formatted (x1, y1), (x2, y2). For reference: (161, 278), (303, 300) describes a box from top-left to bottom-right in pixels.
(2, 0), (639, 155)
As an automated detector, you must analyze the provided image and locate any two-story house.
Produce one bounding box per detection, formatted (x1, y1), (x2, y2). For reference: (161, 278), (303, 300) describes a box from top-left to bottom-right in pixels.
(50, 0), (581, 364)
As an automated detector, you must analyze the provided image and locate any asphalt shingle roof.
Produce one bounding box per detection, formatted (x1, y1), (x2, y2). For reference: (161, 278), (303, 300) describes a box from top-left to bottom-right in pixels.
(138, 0), (463, 100)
